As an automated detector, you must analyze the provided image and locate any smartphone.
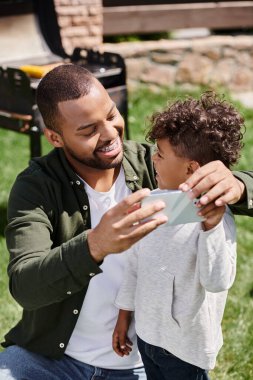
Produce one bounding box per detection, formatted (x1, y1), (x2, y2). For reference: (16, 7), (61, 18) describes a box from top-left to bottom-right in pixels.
(141, 189), (205, 226)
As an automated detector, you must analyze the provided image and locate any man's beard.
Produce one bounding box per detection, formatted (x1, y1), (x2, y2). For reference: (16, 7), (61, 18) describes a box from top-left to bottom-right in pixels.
(64, 141), (124, 170)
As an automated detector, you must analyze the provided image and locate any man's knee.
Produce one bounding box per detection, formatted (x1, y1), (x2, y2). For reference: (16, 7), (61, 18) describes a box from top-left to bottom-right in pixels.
(0, 346), (49, 380)
(0, 346), (23, 379)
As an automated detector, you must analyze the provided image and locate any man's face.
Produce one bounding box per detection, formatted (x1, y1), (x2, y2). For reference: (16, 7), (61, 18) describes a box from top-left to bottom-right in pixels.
(55, 79), (125, 171)
(152, 138), (191, 190)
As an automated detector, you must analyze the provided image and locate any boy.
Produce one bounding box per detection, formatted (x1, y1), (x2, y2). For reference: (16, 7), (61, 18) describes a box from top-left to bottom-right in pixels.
(112, 91), (244, 380)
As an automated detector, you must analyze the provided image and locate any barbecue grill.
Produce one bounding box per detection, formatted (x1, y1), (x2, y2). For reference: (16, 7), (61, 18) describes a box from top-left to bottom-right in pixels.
(0, 0), (128, 158)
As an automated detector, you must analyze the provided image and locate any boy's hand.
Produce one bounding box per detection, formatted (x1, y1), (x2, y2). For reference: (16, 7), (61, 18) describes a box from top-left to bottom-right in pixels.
(112, 329), (133, 357)
(112, 310), (133, 357)
(198, 201), (226, 231)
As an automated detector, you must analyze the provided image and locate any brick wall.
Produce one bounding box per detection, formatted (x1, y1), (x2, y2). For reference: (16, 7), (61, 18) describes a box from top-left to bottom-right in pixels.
(54, 0), (103, 55)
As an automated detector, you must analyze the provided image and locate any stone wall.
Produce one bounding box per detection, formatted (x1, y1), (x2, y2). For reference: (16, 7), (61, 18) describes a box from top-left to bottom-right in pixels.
(54, 0), (103, 54)
(51, 1), (253, 93)
(104, 35), (253, 92)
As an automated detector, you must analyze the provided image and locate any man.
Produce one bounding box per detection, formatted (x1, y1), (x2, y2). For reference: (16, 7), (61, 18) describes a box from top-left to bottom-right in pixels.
(0, 64), (252, 380)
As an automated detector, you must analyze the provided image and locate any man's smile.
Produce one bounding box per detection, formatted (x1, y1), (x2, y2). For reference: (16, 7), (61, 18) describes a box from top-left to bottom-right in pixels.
(96, 136), (122, 158)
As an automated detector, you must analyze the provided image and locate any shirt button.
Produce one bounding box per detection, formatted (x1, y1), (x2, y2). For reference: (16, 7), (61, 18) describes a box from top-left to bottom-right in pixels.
(89, 272), (95, 277)
(249, 199), (253, 207)
(67, 291), (72, 295)
(76, 180), (81, 185)
(59, 343), (65, 348)
(73, 309), (79, 314)
(83, 205), (88, 210)
(133, 175), (138, 180)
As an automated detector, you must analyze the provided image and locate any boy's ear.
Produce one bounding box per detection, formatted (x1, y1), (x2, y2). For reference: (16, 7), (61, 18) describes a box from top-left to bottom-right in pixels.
(186, 161), (200, 175)
(44, 128), (63, 148)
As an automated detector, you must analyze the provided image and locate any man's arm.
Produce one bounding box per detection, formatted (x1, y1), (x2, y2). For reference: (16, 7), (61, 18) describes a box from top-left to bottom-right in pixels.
(6, 178), (167, 310)
(179, 161), (253, 216)
(229, 170), (253, 215)
(6, 176), (102, 310)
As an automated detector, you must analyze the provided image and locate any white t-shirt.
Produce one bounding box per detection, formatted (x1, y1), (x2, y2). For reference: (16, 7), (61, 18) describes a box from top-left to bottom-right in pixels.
(65, 167), (142, 369)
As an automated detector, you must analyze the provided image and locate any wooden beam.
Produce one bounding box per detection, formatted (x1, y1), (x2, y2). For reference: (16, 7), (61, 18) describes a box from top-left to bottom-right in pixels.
(103, 2), (253, 35)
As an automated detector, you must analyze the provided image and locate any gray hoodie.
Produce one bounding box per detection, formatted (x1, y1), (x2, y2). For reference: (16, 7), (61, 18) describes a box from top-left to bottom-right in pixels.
(115, 208), (236, 370)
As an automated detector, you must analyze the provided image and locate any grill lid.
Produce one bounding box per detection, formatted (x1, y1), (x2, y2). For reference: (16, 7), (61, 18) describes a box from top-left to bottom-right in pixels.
(0, 0), (67, 67)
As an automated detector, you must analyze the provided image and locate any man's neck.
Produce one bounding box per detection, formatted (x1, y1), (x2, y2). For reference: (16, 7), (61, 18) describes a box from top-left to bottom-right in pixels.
(77, 166), (121, 192)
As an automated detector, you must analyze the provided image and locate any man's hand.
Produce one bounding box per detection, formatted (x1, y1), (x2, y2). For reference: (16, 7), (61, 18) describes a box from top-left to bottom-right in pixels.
(179, 160), (245, 207)
(87, 188), (167, 262)
(112, 310), (133, 357)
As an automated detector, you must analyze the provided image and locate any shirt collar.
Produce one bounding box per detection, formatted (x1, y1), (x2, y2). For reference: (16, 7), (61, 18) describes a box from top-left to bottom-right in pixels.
(58, 146), (142, 191)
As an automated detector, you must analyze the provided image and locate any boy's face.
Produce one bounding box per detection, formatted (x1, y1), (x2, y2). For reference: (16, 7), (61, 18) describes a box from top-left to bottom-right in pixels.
(45, 79), (125, 171)
(152, 138), (193, 190)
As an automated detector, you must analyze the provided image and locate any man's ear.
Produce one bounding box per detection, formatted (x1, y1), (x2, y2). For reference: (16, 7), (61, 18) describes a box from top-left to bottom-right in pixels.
(186, 161), (200, 175)
(44, 128), (63, 148)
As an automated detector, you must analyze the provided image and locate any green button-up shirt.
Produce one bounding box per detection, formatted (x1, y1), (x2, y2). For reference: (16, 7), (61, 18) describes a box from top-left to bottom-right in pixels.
(3, 141), (157, 358)
(3, 140), (253, 358)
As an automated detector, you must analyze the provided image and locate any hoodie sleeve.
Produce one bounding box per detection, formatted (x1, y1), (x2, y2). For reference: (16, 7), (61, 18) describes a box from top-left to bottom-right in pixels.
(197, 207), (237, 293)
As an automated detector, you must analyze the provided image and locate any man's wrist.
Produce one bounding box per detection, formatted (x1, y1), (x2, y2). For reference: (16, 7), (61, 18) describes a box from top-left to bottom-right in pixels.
(87, 229), (106, 263)
(236, 178), (246, 204)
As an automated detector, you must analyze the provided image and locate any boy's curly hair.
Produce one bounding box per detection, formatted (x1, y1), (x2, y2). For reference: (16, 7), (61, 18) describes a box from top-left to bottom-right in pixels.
(146, 91), (245, 168)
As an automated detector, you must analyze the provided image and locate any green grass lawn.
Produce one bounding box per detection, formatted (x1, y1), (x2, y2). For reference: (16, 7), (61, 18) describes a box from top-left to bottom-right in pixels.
(0, 85), (253, 379)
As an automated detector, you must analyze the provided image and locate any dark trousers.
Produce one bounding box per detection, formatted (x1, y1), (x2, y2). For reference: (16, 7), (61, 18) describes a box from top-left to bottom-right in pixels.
(137, 336), (210, 380)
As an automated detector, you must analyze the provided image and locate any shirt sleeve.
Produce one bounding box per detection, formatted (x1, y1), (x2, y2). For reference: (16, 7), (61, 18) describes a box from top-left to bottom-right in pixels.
(197, 207), (237, 293)
(114, 244), (139, 311)
(5, 174), (102, 311)
(230, 170), (253, 215)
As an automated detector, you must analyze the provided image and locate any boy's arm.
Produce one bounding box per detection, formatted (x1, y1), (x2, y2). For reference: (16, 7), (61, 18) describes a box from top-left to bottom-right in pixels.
(200, 202), (226, 231)
(113, 246), (138, 356)
(115, 245), (138, 311)
(112, 309), (133, 357)
(197, 208), (237, 292)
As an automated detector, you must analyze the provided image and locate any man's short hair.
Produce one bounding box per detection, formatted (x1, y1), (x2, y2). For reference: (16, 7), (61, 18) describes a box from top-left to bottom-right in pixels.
(36, 64), (94, 132)
(147, 91), (245, 168)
